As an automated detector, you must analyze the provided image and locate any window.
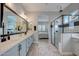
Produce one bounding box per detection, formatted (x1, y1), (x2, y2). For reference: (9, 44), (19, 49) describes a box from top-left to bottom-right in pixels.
(69, 16), (74, 29)
(38, 25), (41, 31)
(38, 25), (46, 32)
(63, 16), (69, 24)
(42, 25), (46, 31)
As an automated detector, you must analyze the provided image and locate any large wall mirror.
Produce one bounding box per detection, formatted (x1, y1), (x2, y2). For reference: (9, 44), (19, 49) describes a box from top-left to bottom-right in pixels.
(2, 4), (28, 35)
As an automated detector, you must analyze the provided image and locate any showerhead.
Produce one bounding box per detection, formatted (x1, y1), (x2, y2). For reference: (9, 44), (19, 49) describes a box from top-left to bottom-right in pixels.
(59, 9), (63, 12)
(57, 5), (63, 13)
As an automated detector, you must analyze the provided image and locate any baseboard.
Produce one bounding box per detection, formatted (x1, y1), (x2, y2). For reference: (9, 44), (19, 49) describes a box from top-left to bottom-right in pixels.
(33, 41), (38, 44)
(39, 38), (48, 39)
(62, 52), (73, 56)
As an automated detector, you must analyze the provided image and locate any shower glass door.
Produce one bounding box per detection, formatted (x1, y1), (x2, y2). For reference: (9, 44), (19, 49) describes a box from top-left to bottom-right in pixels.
(54, 17), (62, 49)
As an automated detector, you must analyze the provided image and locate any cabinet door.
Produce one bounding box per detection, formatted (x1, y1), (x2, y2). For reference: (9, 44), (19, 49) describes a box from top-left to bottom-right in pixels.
(26, 37), (33, 54)
(2, 45), (19, 56)
(19, 40), (27, 56)
(26, 38), (32, 49)
(26, 38), (30, 53)
(29, 37), (32, 47)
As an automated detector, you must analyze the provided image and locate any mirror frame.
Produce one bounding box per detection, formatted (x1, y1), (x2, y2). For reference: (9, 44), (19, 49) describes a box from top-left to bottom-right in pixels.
(0, 3), (4, 27)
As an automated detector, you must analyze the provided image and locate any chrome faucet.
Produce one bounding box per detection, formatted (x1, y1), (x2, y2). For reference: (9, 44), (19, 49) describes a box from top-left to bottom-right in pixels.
(1, 22), (6, 42)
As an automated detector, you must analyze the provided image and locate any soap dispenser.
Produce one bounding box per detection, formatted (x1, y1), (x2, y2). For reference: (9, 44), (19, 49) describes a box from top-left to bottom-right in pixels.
(7, 31), (10, 40)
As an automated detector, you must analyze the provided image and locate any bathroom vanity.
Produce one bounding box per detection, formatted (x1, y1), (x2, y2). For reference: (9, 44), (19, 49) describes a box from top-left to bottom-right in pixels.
(0, 30), (35, 56)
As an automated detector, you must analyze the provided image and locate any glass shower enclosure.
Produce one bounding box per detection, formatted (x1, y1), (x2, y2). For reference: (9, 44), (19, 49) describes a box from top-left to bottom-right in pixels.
(51, 15), (79, 49)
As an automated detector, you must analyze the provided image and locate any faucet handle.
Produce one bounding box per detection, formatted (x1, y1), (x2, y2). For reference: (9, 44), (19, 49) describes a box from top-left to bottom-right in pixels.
(1, 37), (6, 42)
(7, 31), (10, 40)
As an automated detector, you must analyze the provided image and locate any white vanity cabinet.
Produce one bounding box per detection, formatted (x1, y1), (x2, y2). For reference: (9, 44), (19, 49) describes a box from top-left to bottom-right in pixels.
(19, 40), (27, 56)
(1, 34), (34, 56)
(29, 37), (33, 48)
(2, 39), (27, 56)
(26, 36), (33, 54)
(26, 38), (30, 53)
(18, 36), (33, 56)
(2, 45), (19, 56)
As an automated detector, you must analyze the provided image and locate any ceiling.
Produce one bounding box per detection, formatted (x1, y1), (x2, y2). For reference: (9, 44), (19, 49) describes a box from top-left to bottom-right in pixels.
(62, 3), (79, 15)
(22, 3), (70, 12)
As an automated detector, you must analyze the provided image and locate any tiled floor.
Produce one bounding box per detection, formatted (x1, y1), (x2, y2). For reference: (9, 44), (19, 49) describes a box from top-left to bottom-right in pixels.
(27, 39), (61, 56)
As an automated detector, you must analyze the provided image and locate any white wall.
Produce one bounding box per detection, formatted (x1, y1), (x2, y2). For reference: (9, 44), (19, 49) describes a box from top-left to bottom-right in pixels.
(26, 12), (39, 43)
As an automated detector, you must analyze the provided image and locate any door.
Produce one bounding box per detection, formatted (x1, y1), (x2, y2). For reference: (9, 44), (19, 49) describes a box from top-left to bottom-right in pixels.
(54, 29), (62, 48)
(54, 26), (59, 48)
(54, 17), (62, 49)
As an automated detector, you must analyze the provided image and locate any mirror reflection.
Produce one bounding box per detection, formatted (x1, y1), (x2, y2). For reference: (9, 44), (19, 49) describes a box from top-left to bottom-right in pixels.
(3, 6), (28, 34)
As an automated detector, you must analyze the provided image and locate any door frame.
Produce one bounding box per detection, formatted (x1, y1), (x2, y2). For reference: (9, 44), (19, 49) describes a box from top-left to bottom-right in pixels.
(51, 22), (55, 45)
